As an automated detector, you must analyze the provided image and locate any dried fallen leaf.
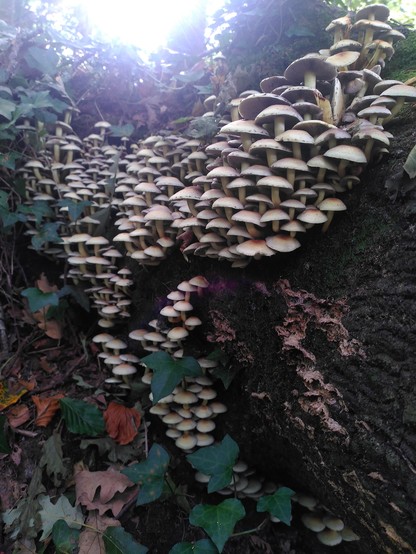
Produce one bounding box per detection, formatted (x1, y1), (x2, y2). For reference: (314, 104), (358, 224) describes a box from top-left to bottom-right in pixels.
(36, 273), (59, 293)
(104, 402), (141, 445)
(0, 381), (28, 411)
(75, 467), (137, 517)
(7, 405), (30, 429)
(78, 512), (120, 554)
(33, 393), (65, 427)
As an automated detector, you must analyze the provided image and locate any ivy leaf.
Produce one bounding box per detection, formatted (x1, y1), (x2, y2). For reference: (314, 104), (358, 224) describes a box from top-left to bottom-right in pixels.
(110, 123), (134, 137)
(404, 144), (416, 179)
(121, 443), (169, 505)
(24, 46), (59, 75)
(38, 494), (84, 541)
(103, 525), (148, 554)
(0, 97), (16, 120)
(169, 538), (217, 553)
(0, 414), (11, 454)
(52, 520), (80, 554)
(141, 351), (202, 404)
(60, 397), (105, 436)
(21, 287), (59, 313)
(58, 284), (90, 311)
(256, 487), (295, 526)
(189, 499), (245, 553)
(187, 435), (239, 493)
(56, 198), (91, 221)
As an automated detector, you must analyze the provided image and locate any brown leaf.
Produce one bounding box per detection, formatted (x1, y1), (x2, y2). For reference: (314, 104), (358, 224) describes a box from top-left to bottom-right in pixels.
(36, 273), (58, 293)
(104, 402), (141, 445)
(78, 512), (120, 554)
(36, 317), (63, 340)
(32, 393), (65, 427)
(7, 404), (30, 428)
(75, 467), (137, 517)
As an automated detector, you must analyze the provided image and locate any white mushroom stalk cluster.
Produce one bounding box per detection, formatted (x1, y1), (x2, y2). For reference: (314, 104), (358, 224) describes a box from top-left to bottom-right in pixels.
(129, 276), (231, 451)
(295, 492), (360, 546)
(18, 113), (135, 328)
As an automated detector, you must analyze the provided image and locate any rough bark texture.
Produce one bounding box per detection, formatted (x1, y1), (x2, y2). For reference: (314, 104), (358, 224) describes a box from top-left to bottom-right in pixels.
(131, 110), (416, 553)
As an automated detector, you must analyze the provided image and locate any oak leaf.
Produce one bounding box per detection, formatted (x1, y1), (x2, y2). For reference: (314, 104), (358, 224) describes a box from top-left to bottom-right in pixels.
(33, 393), (65, 427)
(104, 402), (141, 445)
(75, 467), (137, 517)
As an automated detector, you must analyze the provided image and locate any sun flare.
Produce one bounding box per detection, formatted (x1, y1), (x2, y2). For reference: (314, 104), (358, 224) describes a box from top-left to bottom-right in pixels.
(52, 0), (223, 54)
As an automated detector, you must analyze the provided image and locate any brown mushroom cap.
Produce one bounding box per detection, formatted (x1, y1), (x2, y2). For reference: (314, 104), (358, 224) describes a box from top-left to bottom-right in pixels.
(284, 56), (337, 88)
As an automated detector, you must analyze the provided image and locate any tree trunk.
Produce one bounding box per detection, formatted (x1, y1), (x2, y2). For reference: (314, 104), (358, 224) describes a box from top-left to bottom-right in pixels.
(133, 110), (416, 552)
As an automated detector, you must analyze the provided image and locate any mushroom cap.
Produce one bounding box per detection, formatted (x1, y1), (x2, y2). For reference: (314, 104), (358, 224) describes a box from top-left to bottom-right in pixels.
(266, 234), (301, 252)
(254, 104), (302, 127)
(301, 513), (326, 532)
(167, 326), (190, 341)
(220, 119), (270, 139)
(326, 50), (360, 68)
(173, 390), (199, 405)
(284, 56), (337, 84)
(297, 207), (328, 225)
(112, 363), (137, 376)
(272, 157), (309, 173)
(238, 93), (290, 120)
(236, 239), (275, 258)
(317, 529), (342, 547)
(323, 515), (345, 531)
(175, 433), (198, 450)
(355, 3), (390, 22)
(380, 84), (416, 101)
(324, 145), (367, 164)
(318, 197), (347, 212)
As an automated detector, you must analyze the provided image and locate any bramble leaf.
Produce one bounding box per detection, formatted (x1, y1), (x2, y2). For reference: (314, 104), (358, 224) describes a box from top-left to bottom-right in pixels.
(60, 398), (105, 436)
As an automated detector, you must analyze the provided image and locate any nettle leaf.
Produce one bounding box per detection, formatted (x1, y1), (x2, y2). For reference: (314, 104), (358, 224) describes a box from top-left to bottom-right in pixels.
(187, 435), (239, 493)
(256, 487), (295, 526)
(24, 46), (59, 75)
(404, 144), (416, 179)
(60, 397), (105, 436)
(21, 287), (59, 313)
(141, 351), (202, 404)
(169, 538), (217, 554)
(52, 519), (80, 554)
(121, 443), (169, 505)
(0, 414), (11, 453)
(38, 494), (84, 541)
(103, 525), (148, 554)
(189, 499), (245, 553)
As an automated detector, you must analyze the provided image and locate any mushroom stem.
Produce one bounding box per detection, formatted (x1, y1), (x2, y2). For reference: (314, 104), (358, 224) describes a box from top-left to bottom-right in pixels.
(321, 211), (334, 233)
(303, 70), (316, 89)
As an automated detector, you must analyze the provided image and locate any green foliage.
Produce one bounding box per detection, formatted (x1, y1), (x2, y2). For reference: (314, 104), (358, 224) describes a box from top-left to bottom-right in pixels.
(404, 144), (416, 178)
(80, 437), (138, 463)
(141, 351), (203, 404)
(103, 526), (149, 554)
(256, 487), (295, 526)
(38, 494), (84, 541)
(122, 443), (170, 505)
(189, 499), (246, 553)
(169, 539), (217, 554)
(21, 287), (59, 312)
(0, 414), (11, 453)
(39, 431), (68, 487)
(52, 520), (80, 554)
(60, 398), (105, 436)
(186, 435), (239, 493)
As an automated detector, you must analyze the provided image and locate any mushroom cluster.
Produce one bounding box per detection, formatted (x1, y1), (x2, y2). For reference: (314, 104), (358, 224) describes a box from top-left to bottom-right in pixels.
(127, 276), (233, 451)
(17, 6), (415, 270)
(294, 492), (360, 546)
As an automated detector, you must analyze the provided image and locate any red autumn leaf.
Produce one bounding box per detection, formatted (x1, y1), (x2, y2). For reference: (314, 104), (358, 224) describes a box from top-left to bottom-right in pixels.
(104, 402), (141, 445)
(32, 393), (65, 427)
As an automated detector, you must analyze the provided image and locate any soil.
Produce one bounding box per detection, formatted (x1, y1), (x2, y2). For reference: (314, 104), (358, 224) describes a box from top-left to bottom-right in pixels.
(1, 111), (416, 554)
